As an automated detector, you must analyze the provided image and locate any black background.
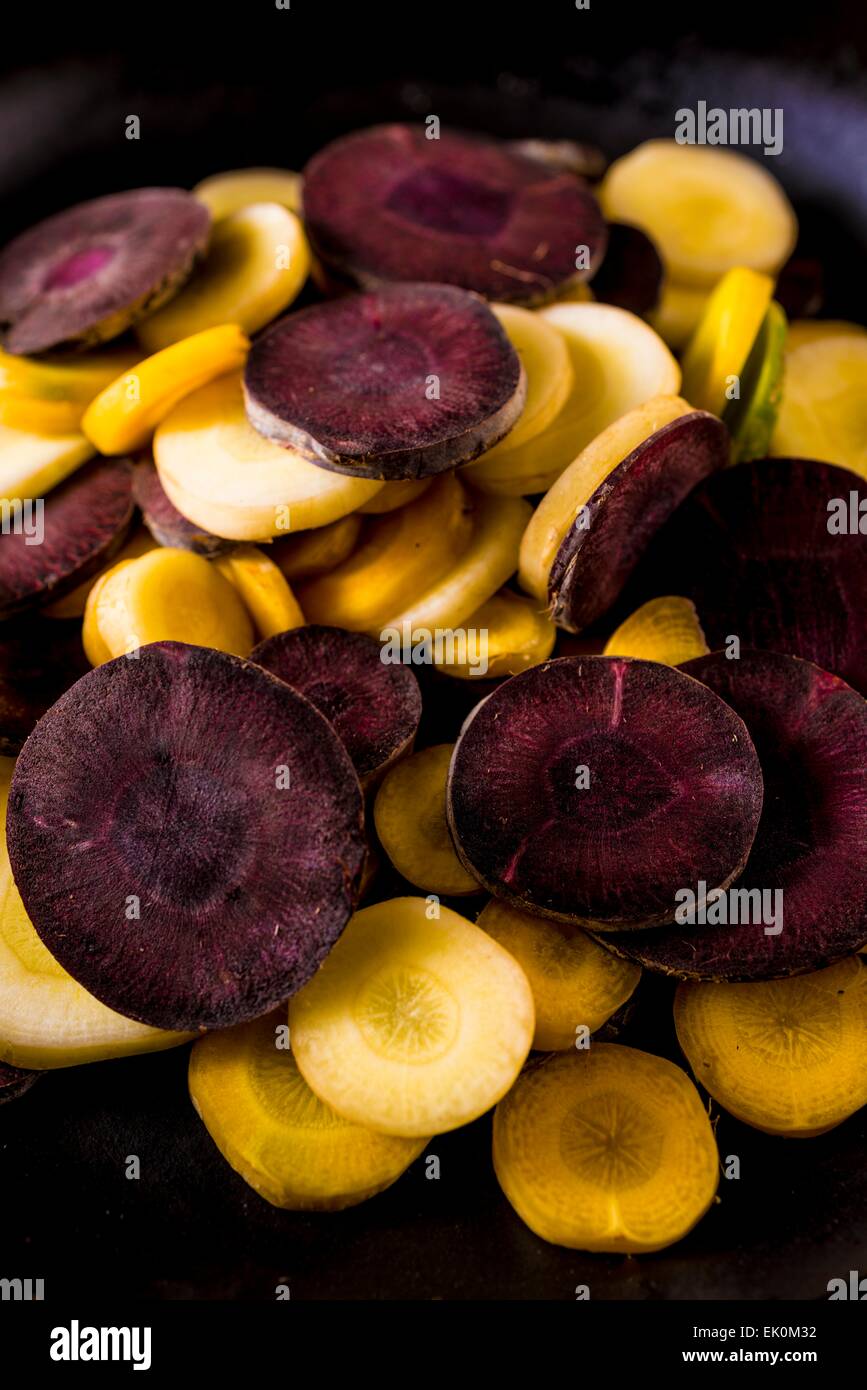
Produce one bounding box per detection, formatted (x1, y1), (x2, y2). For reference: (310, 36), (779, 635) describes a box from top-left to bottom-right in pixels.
(1, 0), (866, 1300)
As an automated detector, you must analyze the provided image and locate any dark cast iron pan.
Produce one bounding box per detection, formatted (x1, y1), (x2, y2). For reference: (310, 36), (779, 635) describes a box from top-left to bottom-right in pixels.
(1, 3), (866, 1300)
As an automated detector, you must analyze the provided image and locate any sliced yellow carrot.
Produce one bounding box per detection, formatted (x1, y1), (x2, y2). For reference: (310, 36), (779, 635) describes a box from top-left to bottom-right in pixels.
(0, 344), (141, 434)
(770, 333), (867, 479)
(358, 477), (434, 513)
(599, 140), (797, 288)
(603, 596), (709, 666)
(273, 514), (363, 582)
(647, 280), (709, 351)
(0, 756), (191, 1069)
(81, 324), (250, 455)
(519, 394), (695, 602)
(214, 544), (304, 640)
(681, 267), (774, 417)
(382, 492), (532, 637)
(483, 302), (679, 498)
(461, 305), (573, 493)
(433, 588), (555, 679)
(675, 958), (867, 1137)
(137, 205), (310, 352)
(153, 371), (383, 539)
(297, 472), (474, 633)
(289, 897), (534, 1137)
(0, 423), (93, 500)
(193, 167), (302, 219)
(43, 527), (158, 619)
(189, 1008), (426, 1211)
(83, 548), (254, 663)
(478, 899), (641, 1050)
(373, 745), (480, 897)
(493, 1045), (718, 1252)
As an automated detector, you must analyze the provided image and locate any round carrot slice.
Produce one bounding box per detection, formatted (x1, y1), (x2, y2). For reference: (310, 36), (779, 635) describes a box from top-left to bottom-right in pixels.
(478, 899), (641, 1051)
(680, 267), (774, 418)
(493, 1045), (719, 1252)
(675, 957), (867, 1136)
(446, 656), (763, 930)
(189, 1008), (427, 1210)
(0, 188), (210, 354)
(0, 421), (93, 499)
(272, 514), (362, 581)
(243, 284), (525, 480)
(289, 897), (534, 1136)
(432, 589), (555, 680)
(599, 140), (796, 288)
(374, 745), (479, 896)
(301, 124), (606, 303)
(153, 372), (383, 539)
(213, 545), (304, 642)
(7, 642), (366, 1031)
(82, 548), (255, 662)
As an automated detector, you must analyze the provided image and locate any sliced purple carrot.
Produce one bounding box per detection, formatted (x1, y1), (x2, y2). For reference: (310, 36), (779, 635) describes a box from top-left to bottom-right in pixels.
(301, 124), (607, 304)
(0, 1060), (41, 1104)
(132, 458), (234, 557)
(0, 457), (134, 619)
(7, 642), (366, 1032)
(243, 284), (525, 480)
(446, 655), (763, 930)
(0, 617), (89, 754)
(625, 457), (867, 694)
(548, 410), (729, 633)
(0, 189), (210, 354)
(251, 625), (422, 788)
(599, 650), (867, 980)
(588, 222), (664, 315)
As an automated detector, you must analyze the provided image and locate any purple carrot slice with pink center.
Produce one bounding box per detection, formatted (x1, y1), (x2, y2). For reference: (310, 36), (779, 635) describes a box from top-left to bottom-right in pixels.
(251, 625), (422, 788)
(624, 457), (867, 694)
(244, 283), (525, 480)
(0, 458), (134, 619)
(0, 189), (210, 354)
(132, 458), (234, 557)
(301, 124), (607, 304)
(549, 410), (730, 633)
(6, 642), (366, 1032)
(446, 655), (763, 930)
(597, 649), (867, 980)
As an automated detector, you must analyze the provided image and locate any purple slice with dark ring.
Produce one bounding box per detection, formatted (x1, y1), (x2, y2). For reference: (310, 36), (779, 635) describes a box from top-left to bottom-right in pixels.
(301, 124), (607, 304)
(244, 283), (525, 480)
(446, 655), (763, 931)
(6, 642), (366, 1032)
